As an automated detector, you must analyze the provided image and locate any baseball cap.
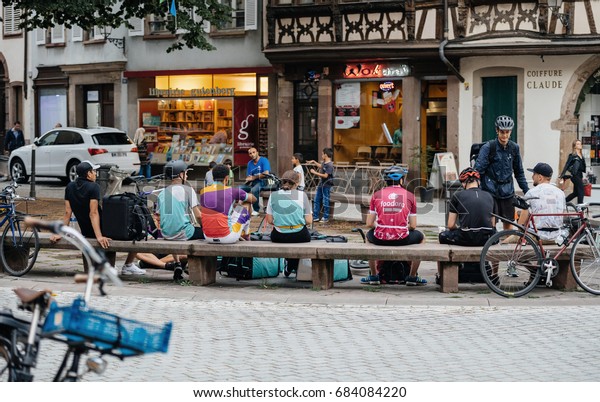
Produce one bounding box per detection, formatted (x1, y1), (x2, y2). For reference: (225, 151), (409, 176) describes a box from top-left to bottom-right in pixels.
(76, 160), (101, 178)
(527, 162), (553, 178)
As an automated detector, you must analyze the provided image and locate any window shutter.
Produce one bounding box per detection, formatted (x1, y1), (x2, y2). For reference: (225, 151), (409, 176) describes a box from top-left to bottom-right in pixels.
(245, 0), (257, 31)
(93, 26), (104, 40)
(51, 25), (65, 43)
(128, 17), (144, 36)
(3, 5), (22, 35)
(72, 26), (83, 42)
(36, 27), (47, 45)
(203, 19), (211, 33)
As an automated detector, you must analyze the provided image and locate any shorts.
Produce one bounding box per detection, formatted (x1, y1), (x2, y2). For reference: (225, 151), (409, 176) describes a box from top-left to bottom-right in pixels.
(366, 228), (424, 246)
(438, 229), (495, 247)
(495, 197), (515, 222)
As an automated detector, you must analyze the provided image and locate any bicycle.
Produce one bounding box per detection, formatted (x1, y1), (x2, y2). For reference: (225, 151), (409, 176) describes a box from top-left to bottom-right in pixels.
(479, 195), (600, 297)
(0, 217), (172, 381)
(0, 181), (40, 277)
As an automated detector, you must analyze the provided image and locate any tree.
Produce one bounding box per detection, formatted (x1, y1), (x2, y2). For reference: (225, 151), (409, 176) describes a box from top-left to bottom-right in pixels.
(3, 0), (232, 53)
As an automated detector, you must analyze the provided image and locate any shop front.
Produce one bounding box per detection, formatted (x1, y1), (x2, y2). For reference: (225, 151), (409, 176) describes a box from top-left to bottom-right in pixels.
(328, 62), (449, 183)
(124, 69), (272, 177)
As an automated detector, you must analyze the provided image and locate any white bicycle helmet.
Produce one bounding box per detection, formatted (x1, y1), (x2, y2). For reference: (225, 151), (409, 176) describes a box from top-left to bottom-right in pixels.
(495, 115), (515, 130)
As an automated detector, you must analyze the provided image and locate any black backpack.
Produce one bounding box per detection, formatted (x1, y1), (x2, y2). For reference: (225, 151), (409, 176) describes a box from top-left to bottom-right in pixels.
(102, 193), (157, 241)
(377, 261), (411, 284)
(470, 140), (518, 167)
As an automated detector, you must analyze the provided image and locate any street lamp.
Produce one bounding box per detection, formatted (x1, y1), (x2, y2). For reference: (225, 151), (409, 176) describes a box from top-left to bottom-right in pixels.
(547, 0), (570, 31)
(101, 26), (126, 54)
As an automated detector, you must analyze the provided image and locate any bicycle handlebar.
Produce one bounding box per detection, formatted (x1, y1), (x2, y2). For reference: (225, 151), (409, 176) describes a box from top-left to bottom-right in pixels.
(24, 217), (122, 294)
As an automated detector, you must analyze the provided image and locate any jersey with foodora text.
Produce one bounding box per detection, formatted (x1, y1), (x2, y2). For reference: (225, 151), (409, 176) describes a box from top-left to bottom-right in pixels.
(369, 186), (416, 241)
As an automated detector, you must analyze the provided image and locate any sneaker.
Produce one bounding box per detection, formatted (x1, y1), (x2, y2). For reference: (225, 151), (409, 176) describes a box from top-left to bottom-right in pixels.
(360, 274), (380, 285)
(121, 263), (146, 276)
(405, 275), (427, 286)
(165, 261), (177, 271)
(251, 210), (260, 216)
(284, 264), (294, 278)
(313, 217), (321, 222)
(173, 263), (184, 281)
(321, 218), (329, 223)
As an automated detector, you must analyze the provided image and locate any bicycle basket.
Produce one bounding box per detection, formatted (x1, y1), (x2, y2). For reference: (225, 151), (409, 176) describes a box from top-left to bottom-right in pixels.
(42, 298), (172, 356)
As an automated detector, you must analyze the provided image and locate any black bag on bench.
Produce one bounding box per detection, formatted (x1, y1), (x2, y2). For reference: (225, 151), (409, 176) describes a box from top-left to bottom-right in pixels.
(102, 193), (156, 241)
(377, 261), (411, 284)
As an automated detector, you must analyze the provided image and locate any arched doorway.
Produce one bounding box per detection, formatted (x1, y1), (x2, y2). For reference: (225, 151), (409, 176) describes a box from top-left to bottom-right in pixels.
(558, 55), (600, 173)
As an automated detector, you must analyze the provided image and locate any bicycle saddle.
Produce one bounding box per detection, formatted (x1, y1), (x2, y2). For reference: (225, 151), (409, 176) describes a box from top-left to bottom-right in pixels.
(13, 288), (52, 309)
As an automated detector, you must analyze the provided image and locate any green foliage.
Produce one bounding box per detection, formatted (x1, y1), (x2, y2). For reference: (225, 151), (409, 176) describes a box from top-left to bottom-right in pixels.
(3, 0), (232, 53)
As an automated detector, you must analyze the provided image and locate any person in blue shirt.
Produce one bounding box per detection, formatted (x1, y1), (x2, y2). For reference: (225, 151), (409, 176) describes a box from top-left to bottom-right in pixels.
(241, 147), (271, 216)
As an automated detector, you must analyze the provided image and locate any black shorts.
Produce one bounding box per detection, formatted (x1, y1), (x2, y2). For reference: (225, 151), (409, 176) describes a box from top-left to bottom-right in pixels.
(438, 229), (496, 247)
(366, 228), (424, 246)
(495, 197), (515, 222)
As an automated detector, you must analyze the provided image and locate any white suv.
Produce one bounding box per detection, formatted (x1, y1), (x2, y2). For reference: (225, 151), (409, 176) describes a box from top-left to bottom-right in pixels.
(9, 127), (140, 184)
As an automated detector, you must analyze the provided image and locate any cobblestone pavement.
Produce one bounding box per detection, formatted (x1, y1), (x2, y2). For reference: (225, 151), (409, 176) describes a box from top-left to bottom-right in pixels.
(2, 250), (600, 382)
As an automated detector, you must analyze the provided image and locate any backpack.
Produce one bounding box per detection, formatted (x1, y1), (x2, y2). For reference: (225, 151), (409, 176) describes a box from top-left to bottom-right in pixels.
(101, 193), (157, 241)
(470, 140), (518, 167)
(218, 256), (282, 280)
(377, 260), (411, 284)
(458, 262), (488, 283)
(296, 259), (353, 282)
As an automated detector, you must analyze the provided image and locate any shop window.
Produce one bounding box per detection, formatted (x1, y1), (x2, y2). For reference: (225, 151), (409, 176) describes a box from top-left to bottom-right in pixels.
(3, 4), (22, 37)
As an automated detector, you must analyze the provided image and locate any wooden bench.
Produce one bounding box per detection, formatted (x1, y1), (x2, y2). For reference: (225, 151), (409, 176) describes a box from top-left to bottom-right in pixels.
(31, 234), (579, 293)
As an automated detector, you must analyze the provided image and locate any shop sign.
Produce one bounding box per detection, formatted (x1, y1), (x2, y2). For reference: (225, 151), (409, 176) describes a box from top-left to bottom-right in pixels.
(149, 87), (236, 97)
(335, 82), (361, 129)
(525, 69), (563, 90)
(233, 98), (258, 165)
(343, 63), (410, 79)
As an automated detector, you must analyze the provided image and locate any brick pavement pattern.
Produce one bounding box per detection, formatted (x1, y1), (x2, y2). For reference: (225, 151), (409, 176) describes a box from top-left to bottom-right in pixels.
(2, 287), (600, 382)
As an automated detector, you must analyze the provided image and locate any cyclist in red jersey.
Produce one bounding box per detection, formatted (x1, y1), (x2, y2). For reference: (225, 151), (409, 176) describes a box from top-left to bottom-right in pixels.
(361, 166), (426, 286)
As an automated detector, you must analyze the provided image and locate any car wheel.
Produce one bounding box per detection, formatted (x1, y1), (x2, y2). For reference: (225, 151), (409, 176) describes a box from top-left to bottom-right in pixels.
(66, 160), (80, 183)
(10, 159), (28, 184)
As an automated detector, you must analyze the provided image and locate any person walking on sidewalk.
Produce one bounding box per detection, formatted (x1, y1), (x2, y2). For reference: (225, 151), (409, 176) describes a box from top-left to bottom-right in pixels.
(361, 166), (426, 286)
(474, 115), (529, 230)
(559, 139), (587, 205)
(241, 147), (271, 216)
(4, 121), (25, 156)
(50, 160), (144, 275)
(308, 148), (334, 223)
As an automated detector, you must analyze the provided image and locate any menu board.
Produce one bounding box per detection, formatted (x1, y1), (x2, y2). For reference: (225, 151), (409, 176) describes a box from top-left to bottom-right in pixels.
(335, 83), (361, 129)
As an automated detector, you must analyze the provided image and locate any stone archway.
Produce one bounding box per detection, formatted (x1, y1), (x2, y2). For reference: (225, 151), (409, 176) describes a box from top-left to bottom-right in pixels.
(556, 54), (600, 170)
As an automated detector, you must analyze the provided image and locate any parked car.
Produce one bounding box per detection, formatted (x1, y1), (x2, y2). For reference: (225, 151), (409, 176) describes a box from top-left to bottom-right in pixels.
(8, 127), (140, 184)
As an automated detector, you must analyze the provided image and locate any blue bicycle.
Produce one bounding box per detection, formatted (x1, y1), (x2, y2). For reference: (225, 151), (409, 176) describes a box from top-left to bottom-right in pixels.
(0, 182), (39, 277)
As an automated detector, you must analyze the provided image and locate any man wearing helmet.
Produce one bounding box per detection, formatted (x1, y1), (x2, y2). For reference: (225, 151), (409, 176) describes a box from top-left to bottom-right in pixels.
(439, 167), (496, 246)
(474, 115), (529, 230)
(361, 166), (427, 286)
(157, 160), (204, 279)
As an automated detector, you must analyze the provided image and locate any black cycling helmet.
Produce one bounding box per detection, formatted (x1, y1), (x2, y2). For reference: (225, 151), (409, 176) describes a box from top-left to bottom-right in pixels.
(459, 167), (480, 183)
(495, 115), (515, 131)
(383, 165), (408, 183)
(164, 160), (192, 178)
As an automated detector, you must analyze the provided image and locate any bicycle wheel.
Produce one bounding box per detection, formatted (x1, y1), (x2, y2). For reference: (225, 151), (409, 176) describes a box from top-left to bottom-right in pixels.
(480, 229), (542, 297)
(0, 216), (40, 277)
(570, 230), (600, 295)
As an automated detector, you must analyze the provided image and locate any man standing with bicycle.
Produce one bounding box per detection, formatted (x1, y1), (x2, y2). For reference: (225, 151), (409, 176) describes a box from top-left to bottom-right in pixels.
(475, 115), (529, 230)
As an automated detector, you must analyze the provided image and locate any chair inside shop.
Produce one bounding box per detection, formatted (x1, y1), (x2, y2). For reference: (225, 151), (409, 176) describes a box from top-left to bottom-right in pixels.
(353, 146), (372, 163)
(374, 147), (389, 161)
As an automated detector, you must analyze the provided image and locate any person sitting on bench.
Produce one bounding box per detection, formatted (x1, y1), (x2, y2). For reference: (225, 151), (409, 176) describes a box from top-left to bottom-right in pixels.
(439, 167), (496, 246)
(265, 170), (313, 276)
(200, 164), (256, 244)
(361, 166), (426, 286)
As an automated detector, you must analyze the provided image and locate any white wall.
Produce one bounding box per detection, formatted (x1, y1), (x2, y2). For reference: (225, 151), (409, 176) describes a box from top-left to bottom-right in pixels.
(458, 54), (591, 186)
